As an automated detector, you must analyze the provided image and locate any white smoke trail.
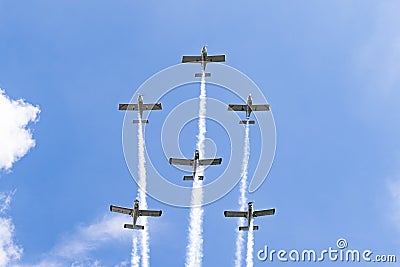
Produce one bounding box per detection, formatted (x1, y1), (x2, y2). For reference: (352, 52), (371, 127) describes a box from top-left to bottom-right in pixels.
(235, 124), (250, 267)
(246, 222), (254, 267)
(131, 236), (140, 267)
(185, 74), (207, 267)
(136, 115), (150, 267)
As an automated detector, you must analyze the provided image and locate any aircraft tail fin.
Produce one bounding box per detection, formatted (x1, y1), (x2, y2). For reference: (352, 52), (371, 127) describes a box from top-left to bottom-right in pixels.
(133, 120), (149, 124)
(239, 225), (259, 231)
(239, 120), (255, 125)
(195, 72), (211, 78)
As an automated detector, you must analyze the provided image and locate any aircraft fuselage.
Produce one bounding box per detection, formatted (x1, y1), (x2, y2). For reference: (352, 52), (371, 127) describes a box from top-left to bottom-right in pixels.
(246, 95), (253, 119)
(137, 95), (144, 118)
(192, 149), (200, 177)
(132, 200), (139, 227)
(246, 202), (254, 227)
(201, 46), (208, 71)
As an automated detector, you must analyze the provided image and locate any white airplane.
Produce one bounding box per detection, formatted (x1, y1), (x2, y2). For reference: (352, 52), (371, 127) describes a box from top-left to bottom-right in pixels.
(169, 149), (222, 180)
(119, 95), (162, 124)
(227, 95), (270, 124)
(110, 199), (162, 230)
(224, 202), (275, 231)
(182, 46), (226, 77)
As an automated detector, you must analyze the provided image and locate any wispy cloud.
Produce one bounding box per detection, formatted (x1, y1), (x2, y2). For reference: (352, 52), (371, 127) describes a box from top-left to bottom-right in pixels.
(0, 192), (23, 266)
(0, 191), (14, 214)
(0, 89), (40, 171)
(51, 214), (130, 260)
(15, 214), (130, 267)
(0, 89), (39, 266)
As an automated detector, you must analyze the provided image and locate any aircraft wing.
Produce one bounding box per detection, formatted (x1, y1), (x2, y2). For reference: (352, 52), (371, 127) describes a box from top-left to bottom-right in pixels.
(207, 55), (226, 62)
(224, 211), (247, 217)
(141, 103), (163, 110)
(110, 205), (133, 215)
(198, 158), (222, 166)
(182, 56), (202, 63)
(139, 210), (162, 217)
(253, 208), (275, 217)
(228, 104), (247, 111)
(251, 104), (270, 111)
(169, 158), (194, 166)
(119, 104), (139, 110)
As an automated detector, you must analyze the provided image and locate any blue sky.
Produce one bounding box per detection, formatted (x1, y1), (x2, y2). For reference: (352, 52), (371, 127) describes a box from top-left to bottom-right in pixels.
(1, 1), (400, 266)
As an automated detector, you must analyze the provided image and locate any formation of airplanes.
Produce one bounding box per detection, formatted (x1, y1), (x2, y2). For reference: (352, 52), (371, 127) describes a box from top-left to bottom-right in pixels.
(110, 46), (275, 232)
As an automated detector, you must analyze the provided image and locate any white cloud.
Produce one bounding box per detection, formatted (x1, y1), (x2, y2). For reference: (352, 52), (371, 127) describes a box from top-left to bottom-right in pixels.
(0, 89), (40, 171)
(0, 89), (39, 265)
(0, 191), (14, 214)
(15, 214), (130, 267)
(0, 193), (23, 266)
(51, 214), (130, 260)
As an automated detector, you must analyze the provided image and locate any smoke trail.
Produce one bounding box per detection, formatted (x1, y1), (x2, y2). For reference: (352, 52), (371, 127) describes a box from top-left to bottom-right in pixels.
(246, 222), (254, 267)
(131, 236), (140, 267)
(235, 124), (250, 267)
(185, 74), (207, 267)
(137, 115), (150, 267)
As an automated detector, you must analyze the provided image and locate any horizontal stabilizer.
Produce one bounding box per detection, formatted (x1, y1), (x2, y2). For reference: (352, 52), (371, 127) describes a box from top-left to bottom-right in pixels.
(239, 120), (255, 124)
(239, 225), (259, 231)
(124, 224), (144, 230)
(195, 72), (211, 77)
(132, 120), (149, 124)
(183, 176), (204, 181)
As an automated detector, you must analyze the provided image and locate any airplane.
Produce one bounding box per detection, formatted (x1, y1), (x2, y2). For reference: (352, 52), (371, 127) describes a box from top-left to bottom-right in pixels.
(110, 199), (162, 230)
(224, 202), (275, 231)
(119, 95), (162, 124)
(169, 149), (222, 180)
(227, 95), (270, 124)
(182, 45), (226, 77)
